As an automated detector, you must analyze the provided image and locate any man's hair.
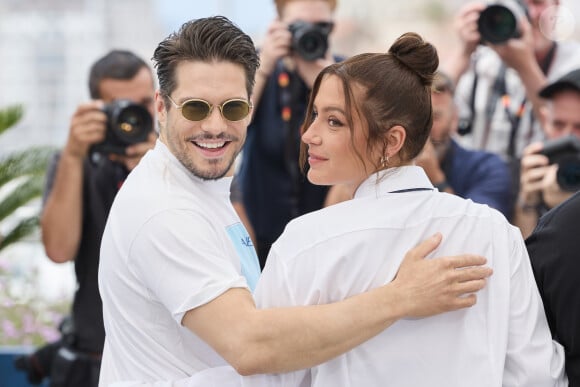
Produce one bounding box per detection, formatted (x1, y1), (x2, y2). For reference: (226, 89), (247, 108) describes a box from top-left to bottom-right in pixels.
(152, 16), (259, 102)
(274, 0), (337, 17)
(88, 50), (150, 99)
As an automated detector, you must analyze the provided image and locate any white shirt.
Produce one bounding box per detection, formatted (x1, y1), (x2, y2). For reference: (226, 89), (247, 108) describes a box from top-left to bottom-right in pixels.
(248, 166), (566, 387)
(455, 41), (580, 159)
(112, 166), (566, 387)
(98, 140), (260, 386)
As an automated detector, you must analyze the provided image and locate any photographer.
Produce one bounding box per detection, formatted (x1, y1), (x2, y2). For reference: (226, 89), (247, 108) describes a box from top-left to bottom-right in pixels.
(446, 0), (580, 161)
(232, 0), (342, 268)
(16, 50), (156, 386)
(514, 68), (580, 238)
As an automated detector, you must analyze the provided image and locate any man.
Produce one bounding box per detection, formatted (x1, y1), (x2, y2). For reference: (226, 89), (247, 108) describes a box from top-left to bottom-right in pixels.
(447, 0), (580, 161)
(514, 68), (580, 237)
(26, 50), (156, 386)
(98, 16), (491, 385)
(526, 190), (580, 386)
(232, 0), (341, 268)
(415, 71), (512, 219)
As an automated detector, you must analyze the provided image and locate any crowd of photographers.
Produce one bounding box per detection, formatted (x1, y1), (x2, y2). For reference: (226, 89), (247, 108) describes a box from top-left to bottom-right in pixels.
(11, 0), (580, 385)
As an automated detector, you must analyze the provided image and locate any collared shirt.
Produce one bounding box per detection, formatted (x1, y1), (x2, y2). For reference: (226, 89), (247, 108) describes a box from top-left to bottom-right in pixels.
(443, 139), (513, 219)
(250, 166), (565, 387)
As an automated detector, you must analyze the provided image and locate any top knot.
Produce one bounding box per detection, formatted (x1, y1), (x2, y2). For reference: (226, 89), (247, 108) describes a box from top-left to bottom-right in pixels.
(388, 32), (439, 87)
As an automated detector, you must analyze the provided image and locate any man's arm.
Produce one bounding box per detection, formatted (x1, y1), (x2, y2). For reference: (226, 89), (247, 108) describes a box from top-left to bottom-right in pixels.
(41, 101), (107, 263)
(183, 233), (491, 376)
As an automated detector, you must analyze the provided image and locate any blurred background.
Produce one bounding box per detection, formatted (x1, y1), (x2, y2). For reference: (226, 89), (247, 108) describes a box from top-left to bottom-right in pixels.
(0, 0), (578, 345)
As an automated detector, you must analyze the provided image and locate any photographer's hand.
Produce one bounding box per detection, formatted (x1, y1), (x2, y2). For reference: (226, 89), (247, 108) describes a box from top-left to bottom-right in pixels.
(542, 165), (574, 209)
(110, 131), (157, 171)
(64, 101), (107, 159)
(444, 2), (485, 84)
(519, 142), (549, 208)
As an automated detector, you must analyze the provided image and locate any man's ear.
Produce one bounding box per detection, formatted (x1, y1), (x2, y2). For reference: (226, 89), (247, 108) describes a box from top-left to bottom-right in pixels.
(155, 90), (167, 136)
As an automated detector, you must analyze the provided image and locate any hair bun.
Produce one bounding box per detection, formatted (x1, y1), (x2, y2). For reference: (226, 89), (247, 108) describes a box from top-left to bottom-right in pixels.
(388, 32), (438, 87)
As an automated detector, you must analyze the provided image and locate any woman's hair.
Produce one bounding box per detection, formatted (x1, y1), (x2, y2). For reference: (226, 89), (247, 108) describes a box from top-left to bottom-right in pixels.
(300, 32), (438, 173)
(151, 16), (259, 103)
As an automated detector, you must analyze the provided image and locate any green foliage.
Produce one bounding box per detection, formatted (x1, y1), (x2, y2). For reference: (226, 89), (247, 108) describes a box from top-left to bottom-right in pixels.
(0, 105), (55, 251)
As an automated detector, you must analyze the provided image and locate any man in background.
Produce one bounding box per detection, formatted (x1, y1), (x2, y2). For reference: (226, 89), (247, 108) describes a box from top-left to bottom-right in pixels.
(16, 50), (156, 387)
(415, 71), (512, 219)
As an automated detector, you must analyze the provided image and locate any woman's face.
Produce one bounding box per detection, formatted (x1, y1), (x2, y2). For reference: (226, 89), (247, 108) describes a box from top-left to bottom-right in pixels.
(301, 74), (378, 189)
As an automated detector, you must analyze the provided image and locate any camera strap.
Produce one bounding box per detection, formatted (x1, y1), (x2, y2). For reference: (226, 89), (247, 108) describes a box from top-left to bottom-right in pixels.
(278, 65), (307, 218)
(504, 42), (557, 159)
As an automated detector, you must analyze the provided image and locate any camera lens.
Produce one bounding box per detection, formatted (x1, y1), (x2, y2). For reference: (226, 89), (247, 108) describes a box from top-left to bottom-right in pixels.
(478, 1), (522, 44)
(557, 159), (580, 192)
(297, 31), (327, 61)
(115, 105), (151, 141)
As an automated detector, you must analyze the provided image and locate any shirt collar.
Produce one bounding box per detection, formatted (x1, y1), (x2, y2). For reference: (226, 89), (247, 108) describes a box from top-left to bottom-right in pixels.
(354, 166), (433, 199)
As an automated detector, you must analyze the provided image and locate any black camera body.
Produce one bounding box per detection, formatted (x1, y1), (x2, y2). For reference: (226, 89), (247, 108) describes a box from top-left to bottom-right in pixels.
(540, 135), (580, 192)
(288, 21), (333, 62)
(91, 99), (153, 155)
(478, 0), (528, 44)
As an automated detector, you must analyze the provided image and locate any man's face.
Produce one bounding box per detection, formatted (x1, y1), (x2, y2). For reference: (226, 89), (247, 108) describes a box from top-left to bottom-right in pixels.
(99, 67), (156, 118)
(156, 60), (251, 180)
(524, 0), (559, 35)
(281, 0), (334, 29)
(430, 90), (457, 150)
(544, 89), (580, 140)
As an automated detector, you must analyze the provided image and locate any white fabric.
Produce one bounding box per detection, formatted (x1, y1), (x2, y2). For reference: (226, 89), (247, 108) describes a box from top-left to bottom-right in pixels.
(455, 40), (580, 159)
(246, 166), (566, 387)
(98, 140), (260, 385)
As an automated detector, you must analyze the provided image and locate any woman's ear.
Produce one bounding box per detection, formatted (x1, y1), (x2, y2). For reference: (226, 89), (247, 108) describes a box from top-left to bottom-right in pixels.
(385, 125), (406, 157)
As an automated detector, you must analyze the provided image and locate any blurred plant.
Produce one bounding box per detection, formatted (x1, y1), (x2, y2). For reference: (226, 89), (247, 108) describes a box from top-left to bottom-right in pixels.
(0, 104), (67, 346)
(0, 105), (56, 251)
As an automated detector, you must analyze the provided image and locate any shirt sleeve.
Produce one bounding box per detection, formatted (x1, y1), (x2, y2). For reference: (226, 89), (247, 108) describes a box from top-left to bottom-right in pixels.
(503, 226), (567, 386)
(130, 208), (249, 323)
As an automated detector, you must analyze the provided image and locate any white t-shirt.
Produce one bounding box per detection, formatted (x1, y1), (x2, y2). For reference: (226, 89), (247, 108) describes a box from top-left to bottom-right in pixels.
(244, 166), (566, 387)
(455, 40), (580, 159)
(98, 140), (260, 385)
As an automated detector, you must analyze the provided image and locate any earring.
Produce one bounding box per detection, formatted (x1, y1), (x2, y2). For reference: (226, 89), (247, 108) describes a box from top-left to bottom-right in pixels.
(380, 155), (389, 168)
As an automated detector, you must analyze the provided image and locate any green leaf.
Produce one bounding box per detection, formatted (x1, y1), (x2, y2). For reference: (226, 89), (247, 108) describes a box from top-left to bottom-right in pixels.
(0, 105), (24, 135)
(0, 215), (39, 250)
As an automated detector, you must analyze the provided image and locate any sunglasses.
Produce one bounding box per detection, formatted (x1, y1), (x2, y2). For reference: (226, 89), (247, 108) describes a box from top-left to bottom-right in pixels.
(165, 95), (252, 122)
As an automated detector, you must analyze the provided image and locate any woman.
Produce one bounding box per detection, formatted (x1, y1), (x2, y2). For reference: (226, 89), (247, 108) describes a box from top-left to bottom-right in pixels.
(248, 32), (566, 386)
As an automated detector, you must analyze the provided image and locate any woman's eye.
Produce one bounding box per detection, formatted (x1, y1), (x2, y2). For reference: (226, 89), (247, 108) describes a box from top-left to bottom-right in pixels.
(311, 110), (319, 120)
(328, 117), (343, 127)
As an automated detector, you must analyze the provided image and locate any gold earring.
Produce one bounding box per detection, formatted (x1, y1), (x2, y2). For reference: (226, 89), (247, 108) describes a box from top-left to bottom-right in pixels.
(380, 155), (389, 168)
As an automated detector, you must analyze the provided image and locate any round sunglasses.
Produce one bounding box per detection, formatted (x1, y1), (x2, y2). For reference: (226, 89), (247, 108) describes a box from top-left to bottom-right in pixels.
(165, 95), (252, 122)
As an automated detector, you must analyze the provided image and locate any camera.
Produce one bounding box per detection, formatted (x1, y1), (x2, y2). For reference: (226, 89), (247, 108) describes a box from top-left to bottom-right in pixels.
(540, 135), (580, 192)
(288, 21), (333, 61)
(477, 0), (528, 44)
(91, 99), (153, 155)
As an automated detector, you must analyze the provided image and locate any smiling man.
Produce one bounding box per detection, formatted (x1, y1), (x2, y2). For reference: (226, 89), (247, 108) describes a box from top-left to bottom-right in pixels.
(97, 16), (493, 385)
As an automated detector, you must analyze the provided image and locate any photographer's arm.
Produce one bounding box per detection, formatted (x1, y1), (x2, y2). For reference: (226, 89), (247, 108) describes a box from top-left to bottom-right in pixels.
(444, 2), (486, 85)
(183, 234), (492, 376)
(251, 20), (291, 108)
(513, 142), (545, 238)
(491, 17), (547, 121)
(41, 101), (107, 263)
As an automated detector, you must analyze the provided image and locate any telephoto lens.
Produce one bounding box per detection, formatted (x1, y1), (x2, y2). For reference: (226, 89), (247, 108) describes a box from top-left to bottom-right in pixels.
(478, 0), (527, 44)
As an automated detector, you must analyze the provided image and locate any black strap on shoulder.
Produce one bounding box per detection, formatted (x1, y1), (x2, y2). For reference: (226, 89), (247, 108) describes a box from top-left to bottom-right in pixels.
(388, 188), (434, 194)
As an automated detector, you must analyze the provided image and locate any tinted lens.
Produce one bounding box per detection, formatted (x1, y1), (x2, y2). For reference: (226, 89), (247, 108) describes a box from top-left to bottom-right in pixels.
(222, 100), (250, 121)
(181, 100), (211, 121)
